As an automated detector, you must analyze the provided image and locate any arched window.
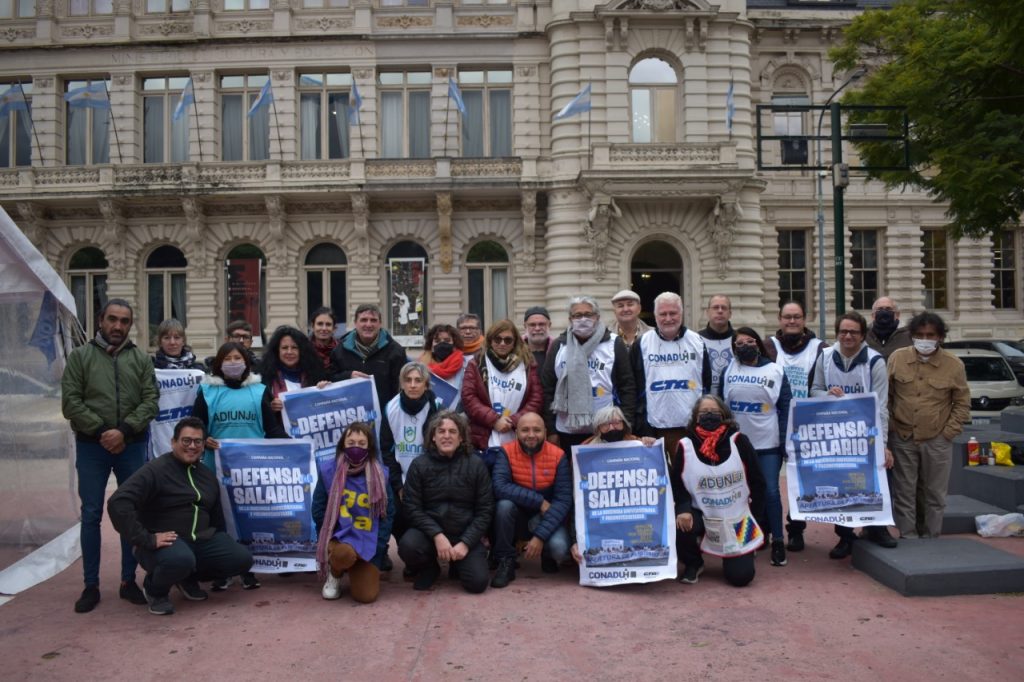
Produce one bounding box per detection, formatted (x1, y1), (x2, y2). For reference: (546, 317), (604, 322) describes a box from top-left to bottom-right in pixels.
(630, 241), (683, 325)
(146, 245), (187, 346)
(386, 241), (428, 340)
(303, 243), (347, 328)
(629, 57), (678, 144)
(771, 70), (811, 165)
(67, 246), (108, 338)
(225, 244), (267, 345)
(466, 240), (509, 329)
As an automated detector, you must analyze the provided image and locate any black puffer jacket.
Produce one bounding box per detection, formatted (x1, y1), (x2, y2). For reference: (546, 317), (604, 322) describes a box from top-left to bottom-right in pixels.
(402, 448), (494, 549)
(329, 329), (408, 409)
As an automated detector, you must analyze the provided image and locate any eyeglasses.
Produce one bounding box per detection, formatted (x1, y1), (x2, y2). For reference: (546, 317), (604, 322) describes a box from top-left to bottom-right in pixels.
(837, 329), (862, 336)
(178, 437), (204, 448)
(570, 312), (597, 320)
(458, 326), (480, 332)
(493, 336), (516, 345)
(780, 315), (804, 321)
(231, 334), (252, 341)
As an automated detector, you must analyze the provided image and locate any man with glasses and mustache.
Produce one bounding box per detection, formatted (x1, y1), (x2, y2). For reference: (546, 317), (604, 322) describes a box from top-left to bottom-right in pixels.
(108, 417), (254, 616)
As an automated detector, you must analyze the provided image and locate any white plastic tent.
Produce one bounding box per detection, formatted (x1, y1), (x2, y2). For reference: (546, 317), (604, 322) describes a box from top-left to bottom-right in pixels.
(0, 205), (82, 601)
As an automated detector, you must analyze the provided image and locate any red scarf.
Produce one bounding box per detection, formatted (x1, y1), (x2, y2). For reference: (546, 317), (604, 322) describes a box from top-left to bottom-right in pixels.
(430, 349), (464, 379)
(462, 336), (483, 356)
(313, 338), (337, 369)
(694, 425), (727, 463)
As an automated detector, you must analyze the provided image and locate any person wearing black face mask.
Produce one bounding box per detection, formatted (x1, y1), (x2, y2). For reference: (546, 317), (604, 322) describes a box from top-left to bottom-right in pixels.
(719, 328), (791, 568)
(419, 324), (467, 401)
(865, 296), (912, 360)
(581, 406), (656, 447)
(670, 396), (766, 587)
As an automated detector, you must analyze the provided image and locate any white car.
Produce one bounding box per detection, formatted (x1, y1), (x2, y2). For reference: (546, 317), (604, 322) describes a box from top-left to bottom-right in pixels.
(947, 348), (1024, 425)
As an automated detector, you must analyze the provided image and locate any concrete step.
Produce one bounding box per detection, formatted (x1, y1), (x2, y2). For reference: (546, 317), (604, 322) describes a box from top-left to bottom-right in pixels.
(942, 495), (1011, 535)
(852, 536), (1024, 596)
(960, 465), (1024, 510)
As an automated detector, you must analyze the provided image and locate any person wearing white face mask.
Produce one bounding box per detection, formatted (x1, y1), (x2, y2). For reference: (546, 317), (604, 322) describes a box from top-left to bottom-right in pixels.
(541, 295), (636, 450)
(886, 312), (970, 539)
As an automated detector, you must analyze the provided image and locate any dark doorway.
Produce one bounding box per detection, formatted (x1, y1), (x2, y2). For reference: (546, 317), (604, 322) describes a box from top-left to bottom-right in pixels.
(630, 240), (683, 325)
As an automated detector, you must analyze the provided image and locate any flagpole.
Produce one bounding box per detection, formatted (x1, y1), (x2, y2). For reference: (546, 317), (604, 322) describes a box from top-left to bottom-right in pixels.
(443, 94), (451, 157)
(190, 81), (204, 163)
(101, 80), (123, 165)
(269, 83), (282, 160)
(16, 77), (44, 165)
(586, 104), (591, 171)
(354, 86), (364, 159)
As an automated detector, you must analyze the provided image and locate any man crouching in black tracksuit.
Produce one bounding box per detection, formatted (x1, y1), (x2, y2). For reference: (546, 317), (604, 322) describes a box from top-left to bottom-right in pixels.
(108, 417), (253, 615)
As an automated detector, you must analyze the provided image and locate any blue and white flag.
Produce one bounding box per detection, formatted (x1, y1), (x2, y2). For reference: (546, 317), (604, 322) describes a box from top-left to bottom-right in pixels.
(448, 77), (466, 115)
(172, 78), (194, 122)
(280, 377), (381, 465)
(0, 84), (29, 119)
(216, 438), (319, 573)
(572, 439), (676, 587)
(64, 82), (109, 109)
(247, 79), (273, 118)
(554, 84), (592, 120)
(726, 80), (736, 133)
(28, 291), (58, 365)
(348, 80), (363, 126)
(785, 393), (893, 527)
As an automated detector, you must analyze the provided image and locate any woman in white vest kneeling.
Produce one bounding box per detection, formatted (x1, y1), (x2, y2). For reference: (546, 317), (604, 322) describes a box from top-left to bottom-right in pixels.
(671, 396), (767, 587)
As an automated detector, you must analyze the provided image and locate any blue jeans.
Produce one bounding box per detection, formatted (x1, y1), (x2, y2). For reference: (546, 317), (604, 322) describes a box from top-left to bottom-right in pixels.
(76, 439), (146, 586)
(757, 448), (784, 541)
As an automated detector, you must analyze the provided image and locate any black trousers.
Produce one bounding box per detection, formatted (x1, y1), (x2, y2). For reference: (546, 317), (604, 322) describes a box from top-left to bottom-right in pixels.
(397, 527), (489, 594)
(134, 532), (253, 598)
(676, 512), (756, 587)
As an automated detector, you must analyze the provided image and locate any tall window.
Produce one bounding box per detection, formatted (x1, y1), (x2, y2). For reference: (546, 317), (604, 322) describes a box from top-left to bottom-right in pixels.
(65, 78), (110, 165)
(143, 77), (190, 164)
(146, 0), (190, 14)
(630, 240), (683, 325)
(773, 93), (810, 165)
(629, 57), (677, 143)
(146, 246), (188, 345)
(778, 230), (809, 308)
(67, 247), (108, 338)
(0, 82), (31, 168)
(466, 241), (509, 329)
(921, 229), (949, 309)
(851, 229), (879, 311)
(379, 71), (431, 159)
(993, 231), (1017, 310)
(221, 74), (270, 162)
(458, 69), (512, 157)
(299, 72), (351, 161)
(0, 0), (35, 18)
(224, 0), (268, 9)
(303, 243), (347, 327)
(225, 244), (267, 346)
(68, 0), (112, 14)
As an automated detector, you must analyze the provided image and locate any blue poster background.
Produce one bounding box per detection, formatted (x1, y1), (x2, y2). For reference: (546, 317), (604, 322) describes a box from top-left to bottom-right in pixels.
(572, 440), (676, 587)
(280, 378), (380, 465)
(430, 373), (460, 410)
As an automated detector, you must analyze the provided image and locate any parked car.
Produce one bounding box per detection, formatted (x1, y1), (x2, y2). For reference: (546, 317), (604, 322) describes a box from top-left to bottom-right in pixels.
(946, 348), (1024, 425)
(944, 339), (1024, 385)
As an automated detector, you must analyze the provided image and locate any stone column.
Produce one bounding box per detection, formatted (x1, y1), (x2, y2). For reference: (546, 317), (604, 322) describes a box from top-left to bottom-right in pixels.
(543, 188), (590, 312)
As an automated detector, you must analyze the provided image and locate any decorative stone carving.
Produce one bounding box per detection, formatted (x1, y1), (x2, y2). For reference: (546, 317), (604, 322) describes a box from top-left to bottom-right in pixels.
(609, 144), (721, 164)
(139, 22), (193, 36)
(265, 195), (288, 276)
(216, 19), (273, 33)
(709, 195), (742, 280)
(455, 15), (513, 28)
(376, 15), (432, 30)
(584, 196), (620, 282)
(112, 74), (131, 86)
(433, 67), (451, 79)
(2, 27), (35, 42)
(35, 168), (101, 186)
(515, 65), (535, 78)
(272, 70), (292, 82)
(61, 24), (114, 39)
(37, 0), (54, 17)
(366, 160), (435, 178)
(352, 68), (372, 80)
(182, 197), (209, 277)
(296, 17), (354, 32)
(436, 192), (453, 274)
(98, 199), (127, 278)
(34, 76), (54, 89)
(351, 192), (371, 275)
(16, 202), (45, 250)
(519, 191), (537, 273)
(281, 163), (351, 181)
(450, 159), (522, 177)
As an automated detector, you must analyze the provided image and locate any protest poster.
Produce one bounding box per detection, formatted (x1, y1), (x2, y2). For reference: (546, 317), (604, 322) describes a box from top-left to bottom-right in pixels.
(572, 439), (676, 587)
(280, 377), (380, 465)
(216, 438), (318, 573)
(430, 372), (461, 410)
(226, 257), (263, 346)
(147, 368), (205, 461)
(785, 393), (894, 527)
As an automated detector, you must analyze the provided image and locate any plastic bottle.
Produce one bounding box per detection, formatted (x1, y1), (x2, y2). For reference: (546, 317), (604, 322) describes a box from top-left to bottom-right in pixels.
(988, 448), (996, 466)
(968, 437), (980, 466)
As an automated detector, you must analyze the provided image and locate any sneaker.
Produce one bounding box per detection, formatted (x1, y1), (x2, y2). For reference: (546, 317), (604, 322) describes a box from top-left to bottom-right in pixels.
(448, 562), (460, 581)
(241, 572), (261, 590)
(541, 554), (559, 574)
(490, 558), (516, 589)
(866, 527), (897, 548)
(141, 582), (175, 615)
(321, 573), (342, 600)
(74, 586), (101, 613)
(210, 577), (230, 592)
(786, 531), (805, 553)
(770, 540), (787, 566)
(176, 579), (209, 601)
(678, 563), (704, 585)
(380, 555), (394, 572)
(413, 561), (441, 591)
(829, 538), (854, 559)
(119, 580), (147, 605)
(402, 567), (418, 582)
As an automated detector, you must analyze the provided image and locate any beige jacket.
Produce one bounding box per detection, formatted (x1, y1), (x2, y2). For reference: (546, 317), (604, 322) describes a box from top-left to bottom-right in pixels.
(888, 347), (970, 442)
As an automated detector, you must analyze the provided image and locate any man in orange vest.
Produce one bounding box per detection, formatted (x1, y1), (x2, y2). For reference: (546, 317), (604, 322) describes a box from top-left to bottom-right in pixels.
(490, 412), (573, 588)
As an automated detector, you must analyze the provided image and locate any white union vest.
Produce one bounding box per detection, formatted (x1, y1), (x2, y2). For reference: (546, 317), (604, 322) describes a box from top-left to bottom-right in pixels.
(386, 395), (433, 482)
(484, 356), (528, 448)
(552, 337), (617, 434)
(680, 435), (763, 557)
(639, 329), (706, 429)
(722, 360), (785, 450)
(770, 336), (819, 399)
(820, 345), (882, 395)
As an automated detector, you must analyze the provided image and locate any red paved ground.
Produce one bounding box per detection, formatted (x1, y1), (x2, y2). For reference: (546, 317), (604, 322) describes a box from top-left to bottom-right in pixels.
(2, 516), (1023, 681)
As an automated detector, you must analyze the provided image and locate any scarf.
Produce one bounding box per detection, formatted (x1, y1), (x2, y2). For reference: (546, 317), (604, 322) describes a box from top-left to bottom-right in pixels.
(463, 336), (483, 356)
(313, 338), (337, 369)
(315, 454), (388, 580)
(695, 425), (727, 463)
(775, 328), (816, 355)
(355, 333), (380, 360)
(429, 349), (464, 380)
(154, 346), (197, 369)
(552, 324), (607, 431)
(271, 367), (304, 399)
(400, 389), (436, 416)
(93, 331), (129, 356)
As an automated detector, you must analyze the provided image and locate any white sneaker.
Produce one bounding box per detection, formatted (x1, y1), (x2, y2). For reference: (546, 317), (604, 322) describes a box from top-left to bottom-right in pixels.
(321, 574), (341, 600)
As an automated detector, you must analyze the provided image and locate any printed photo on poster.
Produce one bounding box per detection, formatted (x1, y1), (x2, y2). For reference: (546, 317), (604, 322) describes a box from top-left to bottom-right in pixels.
(226, 257), (263, 346)
(388, 257), (425, 344)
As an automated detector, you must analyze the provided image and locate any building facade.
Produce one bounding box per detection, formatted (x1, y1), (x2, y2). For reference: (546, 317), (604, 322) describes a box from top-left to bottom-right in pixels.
(0, 0), (1020, 356)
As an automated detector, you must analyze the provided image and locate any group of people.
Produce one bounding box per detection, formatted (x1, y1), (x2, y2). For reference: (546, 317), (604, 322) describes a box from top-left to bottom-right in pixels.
(61, 290), (969, 615)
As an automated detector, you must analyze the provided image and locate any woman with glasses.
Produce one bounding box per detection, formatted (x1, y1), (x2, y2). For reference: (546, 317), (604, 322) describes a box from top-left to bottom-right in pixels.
(462, 319), (543, 468)
(720, 327), (791, 568)
(763, 300), (826, 553)
(671, 396), (766, 587)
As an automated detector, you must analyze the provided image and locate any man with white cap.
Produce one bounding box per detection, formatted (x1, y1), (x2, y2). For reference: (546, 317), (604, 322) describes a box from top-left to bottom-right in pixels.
(610, 289), (651, 350)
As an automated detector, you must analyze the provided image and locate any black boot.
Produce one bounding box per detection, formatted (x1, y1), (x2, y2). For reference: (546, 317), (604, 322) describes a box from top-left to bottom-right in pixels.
(490, 558), (516, 588)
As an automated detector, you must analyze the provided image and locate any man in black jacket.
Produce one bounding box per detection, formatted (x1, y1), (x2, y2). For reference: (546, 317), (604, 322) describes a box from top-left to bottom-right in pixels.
(329, 304), (407, 410)
(108, 417), (253, 615)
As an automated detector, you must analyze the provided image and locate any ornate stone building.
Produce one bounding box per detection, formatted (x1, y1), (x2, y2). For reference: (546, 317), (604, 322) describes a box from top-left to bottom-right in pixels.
(0, 0), (1019, 356)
